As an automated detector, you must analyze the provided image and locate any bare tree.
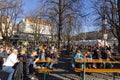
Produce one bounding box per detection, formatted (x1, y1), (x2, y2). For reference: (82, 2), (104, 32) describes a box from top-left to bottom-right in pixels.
(92, 0), (120, 52)
(0, 0), (23, 43)
(42, 0), (84, 49)
(26, 5), (48, 45)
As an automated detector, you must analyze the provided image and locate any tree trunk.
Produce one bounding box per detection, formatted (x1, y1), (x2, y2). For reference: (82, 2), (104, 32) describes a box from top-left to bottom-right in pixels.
(118, 0), (120, 22)
(117, 38), (120, 54)
(67, 34), (71, 56)
(117, 0), (120, 53)
(58, 0), (62, 49)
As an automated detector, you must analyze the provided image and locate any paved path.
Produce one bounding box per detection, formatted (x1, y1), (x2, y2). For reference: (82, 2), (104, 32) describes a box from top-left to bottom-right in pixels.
(35, 55), (120, 80)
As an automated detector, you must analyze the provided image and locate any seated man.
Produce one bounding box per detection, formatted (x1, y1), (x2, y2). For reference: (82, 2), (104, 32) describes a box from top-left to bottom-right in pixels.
(3, 49), (19, 80)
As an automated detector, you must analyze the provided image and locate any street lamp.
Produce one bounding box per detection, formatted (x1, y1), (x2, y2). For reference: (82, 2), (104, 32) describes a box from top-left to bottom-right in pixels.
(103, 17), (107, 52)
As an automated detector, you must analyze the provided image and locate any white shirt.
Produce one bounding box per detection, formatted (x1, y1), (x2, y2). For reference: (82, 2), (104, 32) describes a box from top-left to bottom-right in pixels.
(3, 53), (18, 67)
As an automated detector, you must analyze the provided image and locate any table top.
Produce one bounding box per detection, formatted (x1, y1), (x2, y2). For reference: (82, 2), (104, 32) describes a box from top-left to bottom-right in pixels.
(113, 56), (120, 58)
(75, 59), (120, 63)
(36, 59), (56, 63)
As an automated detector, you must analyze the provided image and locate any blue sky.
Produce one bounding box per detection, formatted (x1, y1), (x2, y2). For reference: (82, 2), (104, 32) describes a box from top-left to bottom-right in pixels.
(81, 0), (98, 32)
(23, 0), (40, 15)
(23, 0), (97, 32)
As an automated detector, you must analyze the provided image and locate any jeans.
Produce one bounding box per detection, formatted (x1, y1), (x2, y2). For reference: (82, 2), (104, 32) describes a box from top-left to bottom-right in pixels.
(3, 66), (14, 80)
(49, 63), (54, 68)
(71, 62), (75, 68)
(45, 62), (54, 69)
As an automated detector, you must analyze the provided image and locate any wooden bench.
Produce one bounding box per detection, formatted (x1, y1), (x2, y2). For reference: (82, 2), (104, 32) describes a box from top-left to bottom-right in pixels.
(35, 68), (53, 80)
(75, 68), (120, 73)
(35, 68), (53, 73)
(75, 68), (120, 80)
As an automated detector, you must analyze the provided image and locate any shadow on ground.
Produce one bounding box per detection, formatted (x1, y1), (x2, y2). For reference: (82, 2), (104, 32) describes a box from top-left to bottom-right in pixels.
(34, 55), (80, 80)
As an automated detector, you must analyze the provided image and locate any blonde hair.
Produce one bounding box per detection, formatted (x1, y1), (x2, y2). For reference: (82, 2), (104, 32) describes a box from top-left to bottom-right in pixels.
(20, 50), (26, 55)
(77, 50), (81, 53)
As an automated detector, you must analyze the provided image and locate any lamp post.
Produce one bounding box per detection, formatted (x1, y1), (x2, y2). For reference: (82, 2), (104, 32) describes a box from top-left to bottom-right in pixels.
(103, 16), (107, 53)
(102, 0), (107, 53)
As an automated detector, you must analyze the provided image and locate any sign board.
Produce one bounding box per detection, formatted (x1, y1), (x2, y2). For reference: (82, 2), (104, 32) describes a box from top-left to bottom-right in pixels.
(103, 34), (108, 40)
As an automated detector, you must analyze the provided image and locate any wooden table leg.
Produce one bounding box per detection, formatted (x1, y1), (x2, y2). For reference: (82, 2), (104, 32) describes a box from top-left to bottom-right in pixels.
(113, 73), (116, 80)
(44, 72), (46, 80)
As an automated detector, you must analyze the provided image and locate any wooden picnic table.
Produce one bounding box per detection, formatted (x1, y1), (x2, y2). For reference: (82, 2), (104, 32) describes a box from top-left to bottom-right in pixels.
(35, 59), (56, 80)
(36, 59), (56, 63)
(75, 58), (120, 80)
(75, 59), (120, 63)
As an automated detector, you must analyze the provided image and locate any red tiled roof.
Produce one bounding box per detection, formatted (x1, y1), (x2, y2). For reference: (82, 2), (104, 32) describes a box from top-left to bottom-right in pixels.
(0, 16), (7, 23)
(26, 17), (52, 26)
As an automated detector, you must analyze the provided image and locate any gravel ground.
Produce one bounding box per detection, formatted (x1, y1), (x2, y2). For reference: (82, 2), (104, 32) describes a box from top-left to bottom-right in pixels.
(34, 55), (120, 80)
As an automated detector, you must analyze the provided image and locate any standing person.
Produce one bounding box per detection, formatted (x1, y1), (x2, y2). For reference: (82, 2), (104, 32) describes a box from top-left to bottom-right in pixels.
(3, 49), (19, 80)
(26, 50), (38, 79)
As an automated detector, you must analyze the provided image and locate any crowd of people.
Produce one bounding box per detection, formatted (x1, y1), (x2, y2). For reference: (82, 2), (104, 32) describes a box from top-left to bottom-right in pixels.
(69, 42), (119, 69)
(0, 41), (119, 80)
(0, 43), (58, 80)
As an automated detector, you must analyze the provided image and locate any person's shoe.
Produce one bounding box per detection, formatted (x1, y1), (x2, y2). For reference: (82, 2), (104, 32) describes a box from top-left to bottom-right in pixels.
(92, 66), (97, 69)
(48, 67), (53, 70)
(30, 74), (37, 80)
(31, 77), (35, 80)
(92, 65), (97, 68)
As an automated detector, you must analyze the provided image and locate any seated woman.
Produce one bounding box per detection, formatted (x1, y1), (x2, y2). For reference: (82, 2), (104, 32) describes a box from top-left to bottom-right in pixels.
(105, 50), (114, 68)
(85, 52), (93, 68)
(73, 50), (83, 68)
(106, 50), (113, 60)
(39, 49), (46, 60)
(92, 46), (100, 68)
(36, 49), (46, 68)
(45, 49), (56, 69)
